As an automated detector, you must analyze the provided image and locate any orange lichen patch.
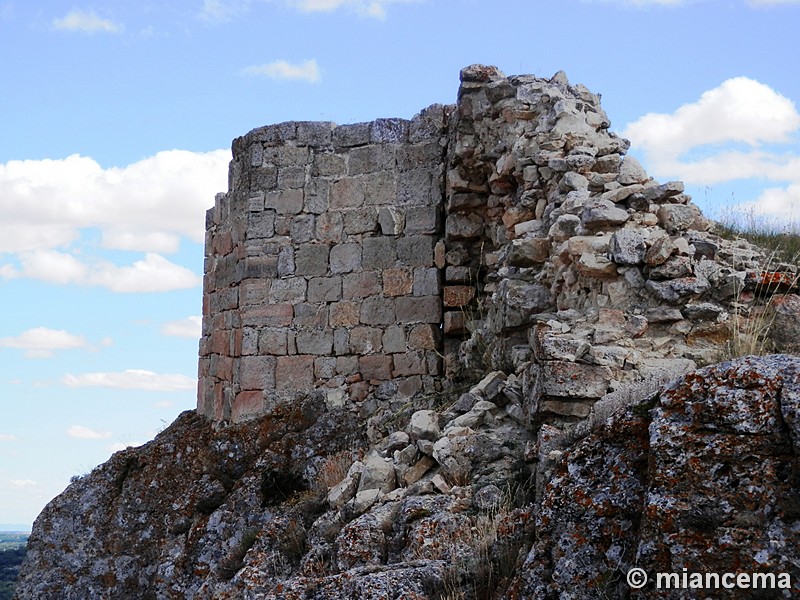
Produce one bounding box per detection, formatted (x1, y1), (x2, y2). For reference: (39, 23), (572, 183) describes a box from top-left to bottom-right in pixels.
(746, 270), (799, 292)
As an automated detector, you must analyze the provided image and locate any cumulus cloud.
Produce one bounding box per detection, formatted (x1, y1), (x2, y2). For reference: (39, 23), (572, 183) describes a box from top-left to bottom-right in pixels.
(623, 77), (800, 218)
(0, 150), (228, 253)
(0, 149), (226, 291)
(0, 327), (88, 359)
(0, 434), (17, 442)
(161, 316), (203, 338)
(243, 59), (321, 83)
(1, 250), (201, 292)
(9, 479), (37, 488)
(53, 9), (122, 33)
(62, 369), (197, 392)
(67, 425), (112, 439)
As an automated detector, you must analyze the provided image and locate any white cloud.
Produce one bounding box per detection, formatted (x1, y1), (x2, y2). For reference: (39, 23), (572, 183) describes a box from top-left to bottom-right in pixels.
(0, 150), (228, 254)
(284, 0), (413, 17)
(243, 59), (321, 83)
(9, 479), (37, 488)
(0, 327), (88, 359)
(162, 316), (203, 338)
(62, 369), (197, 392)
(2, 250), (201, 292)
(0, 434), (17, 442)
(67, 425), (112, 439)
(153, 400), (175, 409)
(623, 77), (800, 221)
(53, 9), (122, 34)
(0, 149), (226, 291)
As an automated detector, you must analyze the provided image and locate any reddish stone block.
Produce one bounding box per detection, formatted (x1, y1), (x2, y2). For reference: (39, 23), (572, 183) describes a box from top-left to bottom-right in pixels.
(276, 355), (315, 390)
(238, 356), (276, 390)
(443, 311), (466, 335)
(360, 354), (393, 382)
(343, 271), (382, 299)
(232, 391), (264, 421)
(408, 324), (439, 350)
(241, 304), (294, 327)
(383, 268), (413, 297)
(443, 285), (476, 307)
(396, 296), (442, 324)
(349, 381), (370, 403)
(210, 329), (230, 355)
(393, 351), (427, 376)
(330, 301), (361, 327)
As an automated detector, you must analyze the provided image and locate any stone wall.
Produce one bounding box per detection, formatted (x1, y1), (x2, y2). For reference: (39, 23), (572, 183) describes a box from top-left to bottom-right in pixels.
(198, 108), (449, 422)
(199, 64), (793, 427)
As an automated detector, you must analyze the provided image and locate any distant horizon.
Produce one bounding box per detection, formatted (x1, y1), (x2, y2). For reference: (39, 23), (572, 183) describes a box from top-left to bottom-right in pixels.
(0, 524), (32, 533)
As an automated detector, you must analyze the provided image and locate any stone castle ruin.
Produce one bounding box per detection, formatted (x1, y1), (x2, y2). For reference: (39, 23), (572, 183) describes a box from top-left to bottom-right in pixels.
(198, 63), (790, 430)
(16, 66), (800, 599)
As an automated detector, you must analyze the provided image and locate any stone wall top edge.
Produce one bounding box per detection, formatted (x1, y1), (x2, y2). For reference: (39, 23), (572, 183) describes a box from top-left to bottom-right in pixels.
(231, 103), (454, 160)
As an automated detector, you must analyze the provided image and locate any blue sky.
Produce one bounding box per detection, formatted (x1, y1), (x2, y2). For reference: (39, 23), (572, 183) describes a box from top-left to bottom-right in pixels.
(1, 0), (799, 529)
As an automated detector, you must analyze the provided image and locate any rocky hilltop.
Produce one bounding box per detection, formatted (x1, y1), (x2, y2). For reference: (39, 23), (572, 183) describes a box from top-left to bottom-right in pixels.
(15, 66), (800, 599)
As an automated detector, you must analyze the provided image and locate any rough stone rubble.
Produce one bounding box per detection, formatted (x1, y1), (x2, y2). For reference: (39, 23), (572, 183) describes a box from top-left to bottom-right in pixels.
(14, 66), (800, 599)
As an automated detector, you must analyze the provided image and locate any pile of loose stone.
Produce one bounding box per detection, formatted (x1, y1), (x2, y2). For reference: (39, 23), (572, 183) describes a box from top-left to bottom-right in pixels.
(439, 65), (797, 425)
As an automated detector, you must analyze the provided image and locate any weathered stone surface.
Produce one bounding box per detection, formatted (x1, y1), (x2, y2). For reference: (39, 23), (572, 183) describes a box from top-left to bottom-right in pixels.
(576, 252), (618, 279)
(581, 199), (629, 229)
(508, 237), (551, 266)
(408, 410), (440, 441)
(610, 228), (646, 265)
(657, 202), (702, 233)
(548, 214), (581, 242)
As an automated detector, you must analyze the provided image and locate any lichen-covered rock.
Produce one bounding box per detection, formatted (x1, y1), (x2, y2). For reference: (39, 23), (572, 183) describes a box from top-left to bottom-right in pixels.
(513, 355), (800, 599)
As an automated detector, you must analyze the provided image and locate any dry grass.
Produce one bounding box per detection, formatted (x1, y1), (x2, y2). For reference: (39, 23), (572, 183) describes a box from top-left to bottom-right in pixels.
(314, 450), (353, 491)
(713, 208), (800, 267)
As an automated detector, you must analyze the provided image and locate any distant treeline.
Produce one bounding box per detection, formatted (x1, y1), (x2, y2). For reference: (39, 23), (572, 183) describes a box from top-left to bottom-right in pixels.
(0, 542), (27, 600)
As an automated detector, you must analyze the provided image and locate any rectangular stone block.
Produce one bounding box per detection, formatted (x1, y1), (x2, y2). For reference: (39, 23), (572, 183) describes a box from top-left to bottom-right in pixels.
(238, 355), (276, 390)
(362, 237), (397, 269)
(396, 296), (442, 324)
(382, 325), (406, 353)
(294, 303), (328, 329)
(263, 145), (309, 167)
(343, 272), (382, 300)
(276, 355), (315, 390)
(348, 145), (395, 175)
(277, 166), (306, 189)
(349, 326), (383, 354)
(397, 235), (435, 267)
(383, 268), (413, 297)
(360, 354), (393, 381)
(308, 276), (342, 303)
(397, 168), (435, 206)
(330, 301), (361, 327)
(404, 206), (440, 235)
(296, 329), (334, 355)
(443, 285), (476, 307)
(295, 244), (330, 276)
(408, 324), (439, 350)
(239, 280), (270, 307)
(364, 171), (397, 206)
(396, 141), (442, 172)
(333, 122), (370, 149)
(265, 189), (304, 214)
(393, 351), (427, 376)
(370, 118), (409, 144)
(290, 214), (315, 243)
(258, 328), (288, 355)
(312, 152), (346, 176)
(296, 121), (334, 147)
(305, 178), (329, 214)
(336, 355), (359, 376)
(269, 278), (307, 303)
(232, 391), (264, 422)
(413, 267), (440, 296)
(315, 211), (343, 244)
(334, 328), (348, 355)
(241, 327), (259, 355)
(443, 311), (466, 335)
(243, 255), (278, 279)
(331, 177), (366, 209)
(343, 207), (379, 235)
(251, 165), (277, 191)
(242, 304), (294, 327)
(361, 297), (395, 325)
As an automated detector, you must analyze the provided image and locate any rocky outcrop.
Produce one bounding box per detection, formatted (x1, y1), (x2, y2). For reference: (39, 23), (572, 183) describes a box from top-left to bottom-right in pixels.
(15, 66), (800, 599)
(16, 356), (800, 598)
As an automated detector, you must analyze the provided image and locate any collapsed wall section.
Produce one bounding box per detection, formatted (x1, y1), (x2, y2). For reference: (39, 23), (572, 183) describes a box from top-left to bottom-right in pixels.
(197, 108), (449, 422)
